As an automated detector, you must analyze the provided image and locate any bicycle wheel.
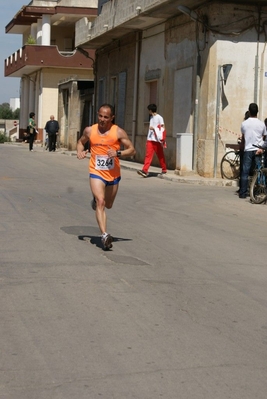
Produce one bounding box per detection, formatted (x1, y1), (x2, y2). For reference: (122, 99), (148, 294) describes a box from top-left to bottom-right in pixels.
(220, 150), (240, 179)
(249, 170), (267, 204)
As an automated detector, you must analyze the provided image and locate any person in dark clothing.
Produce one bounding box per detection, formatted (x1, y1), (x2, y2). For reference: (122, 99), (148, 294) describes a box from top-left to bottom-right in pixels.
(44, 115), (60, 152)
(236, 110), (250, 193)
(25, 112), (38, 151)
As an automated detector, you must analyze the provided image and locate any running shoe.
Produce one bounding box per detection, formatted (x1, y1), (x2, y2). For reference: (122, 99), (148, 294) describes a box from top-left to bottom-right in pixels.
(137, 170), (148, 178)
(101, 233), (113, 250)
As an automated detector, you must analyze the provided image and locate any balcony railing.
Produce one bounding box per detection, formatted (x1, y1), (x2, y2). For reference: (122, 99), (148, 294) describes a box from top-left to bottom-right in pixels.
(5, 45), (95, 77)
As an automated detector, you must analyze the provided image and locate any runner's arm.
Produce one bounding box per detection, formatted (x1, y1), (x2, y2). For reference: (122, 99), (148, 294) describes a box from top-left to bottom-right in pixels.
(77, 127), (91, 159)
(117, 128), (136, 157)
(107, 131), (135, 158)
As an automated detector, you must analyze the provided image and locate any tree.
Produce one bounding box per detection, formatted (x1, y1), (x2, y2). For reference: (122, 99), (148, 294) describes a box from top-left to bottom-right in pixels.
(0, 103), (20, 119)
(13, 108), (20, 119)
(0, 103), (13, 119)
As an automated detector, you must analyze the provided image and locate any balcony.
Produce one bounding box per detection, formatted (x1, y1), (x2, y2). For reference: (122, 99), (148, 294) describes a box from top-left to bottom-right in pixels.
(75, 0), (204, 48)
(76, 0), (267, 49)
(5, 45), (95, 78)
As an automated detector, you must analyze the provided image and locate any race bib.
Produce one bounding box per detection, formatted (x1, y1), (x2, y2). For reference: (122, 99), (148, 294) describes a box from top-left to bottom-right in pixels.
(95, 155), (114, 170)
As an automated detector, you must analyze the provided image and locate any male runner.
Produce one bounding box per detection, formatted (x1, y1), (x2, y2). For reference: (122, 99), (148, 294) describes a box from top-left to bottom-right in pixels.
(77, 104), (136, 250)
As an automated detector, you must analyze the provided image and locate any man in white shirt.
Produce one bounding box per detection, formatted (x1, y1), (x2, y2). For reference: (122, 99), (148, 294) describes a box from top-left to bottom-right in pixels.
(137, 104), (167, 178)
(239, 103), (267, 198)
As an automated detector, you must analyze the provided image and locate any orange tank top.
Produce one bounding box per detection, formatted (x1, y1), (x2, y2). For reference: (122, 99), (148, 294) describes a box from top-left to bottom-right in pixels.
(89, 123), (121, 181)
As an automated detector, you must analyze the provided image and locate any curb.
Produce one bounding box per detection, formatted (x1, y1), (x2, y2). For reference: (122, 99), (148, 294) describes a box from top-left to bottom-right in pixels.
(5, 142), (237, 187)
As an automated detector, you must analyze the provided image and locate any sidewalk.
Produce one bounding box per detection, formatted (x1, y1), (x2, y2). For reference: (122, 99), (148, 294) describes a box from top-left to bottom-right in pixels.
(6, 141), (238, 187)
(59, 148), (237, 187)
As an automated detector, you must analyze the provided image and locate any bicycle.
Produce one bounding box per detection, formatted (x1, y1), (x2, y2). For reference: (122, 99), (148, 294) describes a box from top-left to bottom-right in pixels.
(220, 148), (241, 179)
(249, 145), (267, 204)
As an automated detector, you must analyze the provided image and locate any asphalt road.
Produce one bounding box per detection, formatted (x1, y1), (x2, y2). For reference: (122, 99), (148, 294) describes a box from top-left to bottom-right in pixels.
(1, 144), (267, 399)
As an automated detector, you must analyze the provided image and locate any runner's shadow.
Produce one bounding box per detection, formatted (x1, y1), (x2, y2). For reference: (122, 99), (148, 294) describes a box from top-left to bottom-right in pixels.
(78, 235), (132, 250)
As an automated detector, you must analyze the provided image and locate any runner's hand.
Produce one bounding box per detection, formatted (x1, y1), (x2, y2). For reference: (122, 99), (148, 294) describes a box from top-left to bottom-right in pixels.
(107, 147), (116, 158)
(77, 150), (88, 159)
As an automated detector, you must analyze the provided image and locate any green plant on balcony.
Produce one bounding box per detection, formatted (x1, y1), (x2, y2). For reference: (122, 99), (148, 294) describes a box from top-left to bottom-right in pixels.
(26, 35), (36, 45)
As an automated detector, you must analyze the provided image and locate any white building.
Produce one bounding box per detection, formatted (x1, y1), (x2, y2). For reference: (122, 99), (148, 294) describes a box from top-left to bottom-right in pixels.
(10, 97), (20, 111)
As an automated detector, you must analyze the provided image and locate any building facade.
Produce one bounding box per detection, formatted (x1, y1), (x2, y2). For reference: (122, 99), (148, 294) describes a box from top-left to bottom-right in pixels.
(75, 0), (267, 177)
(10, 98), (20, 112)
(5, 0), (97, 146)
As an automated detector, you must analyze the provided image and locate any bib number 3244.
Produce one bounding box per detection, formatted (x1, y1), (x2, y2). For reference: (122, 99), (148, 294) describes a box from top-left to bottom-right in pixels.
(95, 155), (114, 170)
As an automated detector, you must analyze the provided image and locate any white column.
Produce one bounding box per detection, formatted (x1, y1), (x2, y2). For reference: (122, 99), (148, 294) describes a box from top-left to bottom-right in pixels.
(37, 19), (42, 44)
(29, 79), (35, 114)
(20, 77), (29, 129)
(30, 23), (37, 42)
(37, 72), (44, 144)
(42, 15), (51, 45)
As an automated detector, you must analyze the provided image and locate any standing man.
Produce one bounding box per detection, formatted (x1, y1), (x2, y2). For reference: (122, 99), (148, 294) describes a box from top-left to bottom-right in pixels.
(77, 104), (136, 250)
(44, 115), (60, 152)
(137, 103), (167, 177)
(239, 103), (267, 198)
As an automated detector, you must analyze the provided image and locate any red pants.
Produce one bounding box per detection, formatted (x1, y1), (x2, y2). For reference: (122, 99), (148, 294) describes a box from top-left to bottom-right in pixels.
(143, 141), (167, 173)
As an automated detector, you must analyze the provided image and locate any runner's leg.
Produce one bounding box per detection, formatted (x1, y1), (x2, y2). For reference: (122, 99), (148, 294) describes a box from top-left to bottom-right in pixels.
(105, 183), (119, 209)
(90, 177), (107, 234)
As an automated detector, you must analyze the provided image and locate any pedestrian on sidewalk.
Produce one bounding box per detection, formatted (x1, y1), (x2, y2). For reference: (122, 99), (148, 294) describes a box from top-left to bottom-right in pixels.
(236, 110), (250, 193)
(77, 103), (136, 250)
(44, 115), (59, 152)
(26, 112), (38, 152)
(137, 103), (167, 178)
(239, 103), (267, 198)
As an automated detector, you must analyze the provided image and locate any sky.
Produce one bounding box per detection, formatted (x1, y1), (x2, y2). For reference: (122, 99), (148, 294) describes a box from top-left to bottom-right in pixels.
(0, 0), (25, 105)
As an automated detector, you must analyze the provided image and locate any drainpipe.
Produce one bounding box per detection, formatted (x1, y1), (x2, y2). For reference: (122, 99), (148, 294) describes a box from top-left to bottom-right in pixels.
(193, 53), (201, 171)
(259, 41), (266, 119)
(254, 40), (259, 103)
(93, 52), (97, 124)
(131, 31), (141, 147)
(213, 65), (222, 178)
(254, 7), (261, 103)
(259, 22), (267, 119)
